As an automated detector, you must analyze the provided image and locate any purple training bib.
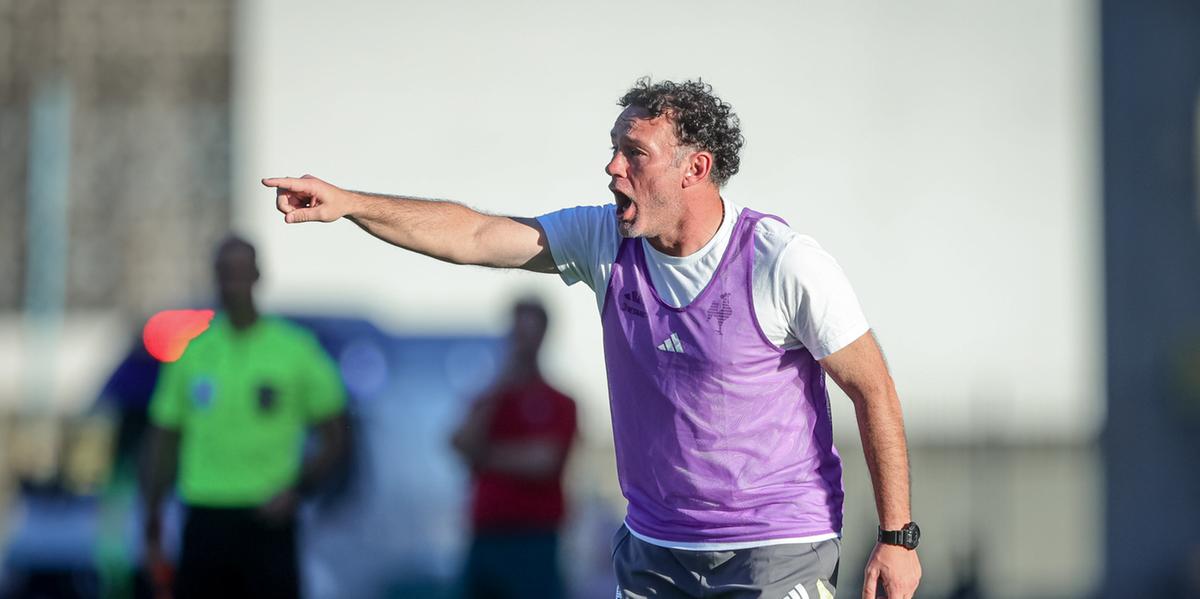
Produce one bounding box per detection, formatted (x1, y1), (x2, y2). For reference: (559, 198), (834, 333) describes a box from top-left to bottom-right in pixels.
(601, 208), (844, 543)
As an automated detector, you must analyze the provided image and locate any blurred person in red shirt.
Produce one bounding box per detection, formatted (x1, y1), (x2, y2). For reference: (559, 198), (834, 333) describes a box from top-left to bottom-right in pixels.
(451, 298), (577, 599)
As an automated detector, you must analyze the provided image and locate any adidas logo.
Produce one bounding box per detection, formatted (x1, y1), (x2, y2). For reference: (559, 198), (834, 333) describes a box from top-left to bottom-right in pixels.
(779, 579), (834, 599)
(781, 582), (809, 599)
(656, 332), (684, 353)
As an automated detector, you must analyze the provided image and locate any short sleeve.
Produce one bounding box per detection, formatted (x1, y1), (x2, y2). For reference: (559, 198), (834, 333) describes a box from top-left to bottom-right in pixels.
(147, 359), (187, 429)
(536, 205), (619, 296)
(774, 236), (870, 359)
(296, 332), (347, 422)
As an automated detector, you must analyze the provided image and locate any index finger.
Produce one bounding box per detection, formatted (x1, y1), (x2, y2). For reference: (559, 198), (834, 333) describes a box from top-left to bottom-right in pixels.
(262, 176), (317, 193)
(862, 569), (879, 599)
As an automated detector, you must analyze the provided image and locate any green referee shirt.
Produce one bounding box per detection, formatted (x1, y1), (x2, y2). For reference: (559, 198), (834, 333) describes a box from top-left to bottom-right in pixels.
(148, 314), (346, 507)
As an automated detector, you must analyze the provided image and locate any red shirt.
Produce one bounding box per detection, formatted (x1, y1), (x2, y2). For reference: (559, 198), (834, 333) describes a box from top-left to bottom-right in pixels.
(470, 378), (576, 532)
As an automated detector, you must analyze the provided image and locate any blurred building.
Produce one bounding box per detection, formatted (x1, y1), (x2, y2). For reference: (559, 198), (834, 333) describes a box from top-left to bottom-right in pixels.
(0, 2), (237, 587)
(0, 0), (233, 319)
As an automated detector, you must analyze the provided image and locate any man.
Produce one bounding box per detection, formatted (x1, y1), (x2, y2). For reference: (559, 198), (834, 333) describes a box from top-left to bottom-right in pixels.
(264, 78), (921, 599)
(451, 298), (577, 599)
(141, 236), (347, 599)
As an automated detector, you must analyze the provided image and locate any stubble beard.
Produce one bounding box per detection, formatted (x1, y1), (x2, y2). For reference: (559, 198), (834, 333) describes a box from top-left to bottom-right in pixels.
(617, 190), (672, 239)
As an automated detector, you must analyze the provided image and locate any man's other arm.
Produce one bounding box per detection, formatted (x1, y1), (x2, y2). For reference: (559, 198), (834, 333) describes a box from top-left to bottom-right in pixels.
(140, 426), (180, 563)
(463, 439), (564, 481)
(300, 413), (348, 492)
(262, 175), (556, 272)
(819, 331), (922, 599)
(259, 413), (348, 522)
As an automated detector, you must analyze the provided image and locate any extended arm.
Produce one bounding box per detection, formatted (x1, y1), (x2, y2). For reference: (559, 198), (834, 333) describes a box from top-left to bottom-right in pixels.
(819, 331), (921, 599)
(262, 175), (556, 272)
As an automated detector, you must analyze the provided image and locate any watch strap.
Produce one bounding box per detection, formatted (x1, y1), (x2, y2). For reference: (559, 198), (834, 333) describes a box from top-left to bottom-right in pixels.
(877, 522), (920, 549)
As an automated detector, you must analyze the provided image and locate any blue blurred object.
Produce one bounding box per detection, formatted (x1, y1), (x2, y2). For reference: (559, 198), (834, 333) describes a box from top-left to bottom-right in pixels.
(297, 330), (504, 599)
(1101, 1), (1200, 597)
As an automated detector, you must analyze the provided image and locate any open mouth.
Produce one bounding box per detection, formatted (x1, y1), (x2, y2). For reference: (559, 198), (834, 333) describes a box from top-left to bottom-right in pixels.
(613, 189), (636, 222)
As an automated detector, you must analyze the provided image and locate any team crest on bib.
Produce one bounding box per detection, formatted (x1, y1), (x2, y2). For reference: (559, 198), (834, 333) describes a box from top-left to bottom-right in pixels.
(620, 290), (647, 318)
(705, 292), (733, 335)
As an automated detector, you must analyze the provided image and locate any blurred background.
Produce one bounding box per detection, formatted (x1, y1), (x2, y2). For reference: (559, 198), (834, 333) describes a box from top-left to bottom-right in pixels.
(1, 0), (1198, 597)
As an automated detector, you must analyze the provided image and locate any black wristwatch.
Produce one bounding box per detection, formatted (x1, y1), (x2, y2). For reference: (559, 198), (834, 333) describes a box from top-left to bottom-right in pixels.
(878, 522), (920, 550)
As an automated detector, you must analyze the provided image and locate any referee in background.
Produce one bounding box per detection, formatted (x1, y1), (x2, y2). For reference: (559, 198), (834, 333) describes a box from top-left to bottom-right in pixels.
(141, 236), (347, 599)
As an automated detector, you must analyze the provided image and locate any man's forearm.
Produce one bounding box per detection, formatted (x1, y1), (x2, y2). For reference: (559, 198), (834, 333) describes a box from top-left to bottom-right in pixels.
(141, 428), (180, 519)
(296, 416), (347, 494)
(346, 193), (497, 265)
(477, 440), (563, 481)
(265, 175), (555, 271)
(850, 385), (912, 530)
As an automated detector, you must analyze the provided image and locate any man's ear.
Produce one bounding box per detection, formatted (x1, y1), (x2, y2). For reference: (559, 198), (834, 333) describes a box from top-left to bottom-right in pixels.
(681, 151), (714, 188)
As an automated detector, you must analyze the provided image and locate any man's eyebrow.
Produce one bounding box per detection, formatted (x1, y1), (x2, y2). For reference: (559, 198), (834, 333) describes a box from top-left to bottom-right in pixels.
(610, 131), (643, 146)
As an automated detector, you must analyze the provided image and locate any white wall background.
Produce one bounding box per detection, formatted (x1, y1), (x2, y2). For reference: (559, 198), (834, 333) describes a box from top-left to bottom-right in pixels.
(232, 0), (1101, 446)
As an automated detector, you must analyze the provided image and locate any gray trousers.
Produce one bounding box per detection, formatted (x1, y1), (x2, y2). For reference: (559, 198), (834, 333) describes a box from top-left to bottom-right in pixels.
(612, 525), (840, 599)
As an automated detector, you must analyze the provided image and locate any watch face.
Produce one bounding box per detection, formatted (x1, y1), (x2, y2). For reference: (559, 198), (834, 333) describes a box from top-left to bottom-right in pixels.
(903, 522), (921, 549)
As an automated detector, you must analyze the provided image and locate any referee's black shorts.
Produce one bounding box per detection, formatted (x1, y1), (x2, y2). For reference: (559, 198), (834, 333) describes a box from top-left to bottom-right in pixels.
(175, 506), (299, 599)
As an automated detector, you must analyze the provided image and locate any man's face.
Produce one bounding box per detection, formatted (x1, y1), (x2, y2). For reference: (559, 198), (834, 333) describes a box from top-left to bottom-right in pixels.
(510, 305), (547, 358)
(215, 245), (258, 308)
(606, 105), (689, 239)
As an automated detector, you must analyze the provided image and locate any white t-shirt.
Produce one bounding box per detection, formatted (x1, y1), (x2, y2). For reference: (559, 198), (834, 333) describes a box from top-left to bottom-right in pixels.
(537, 197), (870, 360)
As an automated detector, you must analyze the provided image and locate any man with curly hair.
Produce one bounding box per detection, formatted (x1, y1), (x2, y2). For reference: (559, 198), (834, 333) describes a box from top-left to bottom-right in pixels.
(264, 78), (921, 599)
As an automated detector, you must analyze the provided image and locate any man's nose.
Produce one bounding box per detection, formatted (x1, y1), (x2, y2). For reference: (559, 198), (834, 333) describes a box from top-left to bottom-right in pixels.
(605, 152), (625, 178)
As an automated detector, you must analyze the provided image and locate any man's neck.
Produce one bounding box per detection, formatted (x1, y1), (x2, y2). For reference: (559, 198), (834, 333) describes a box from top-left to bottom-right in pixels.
(502, 357), (541, 384)
(226, 306), (259, 331)
(647, 189), (724, 257)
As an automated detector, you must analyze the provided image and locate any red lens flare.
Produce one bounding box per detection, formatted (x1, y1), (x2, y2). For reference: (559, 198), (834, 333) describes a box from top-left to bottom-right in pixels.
(143, 309), (215, 363)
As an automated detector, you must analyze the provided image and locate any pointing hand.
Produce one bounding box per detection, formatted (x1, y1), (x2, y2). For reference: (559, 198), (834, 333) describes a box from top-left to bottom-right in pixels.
(262, 174), (350, 224)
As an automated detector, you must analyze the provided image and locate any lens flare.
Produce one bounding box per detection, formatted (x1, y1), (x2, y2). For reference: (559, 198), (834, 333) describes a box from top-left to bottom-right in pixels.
(143, 309), (215, 362)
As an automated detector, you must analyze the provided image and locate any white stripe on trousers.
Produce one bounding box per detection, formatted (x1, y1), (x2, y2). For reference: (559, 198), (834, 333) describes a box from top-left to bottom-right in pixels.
(786, 583), (811, 599)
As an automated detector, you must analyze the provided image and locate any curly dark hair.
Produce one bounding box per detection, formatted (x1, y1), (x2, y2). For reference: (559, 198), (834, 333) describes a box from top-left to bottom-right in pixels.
(618, 77), (744, 187)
